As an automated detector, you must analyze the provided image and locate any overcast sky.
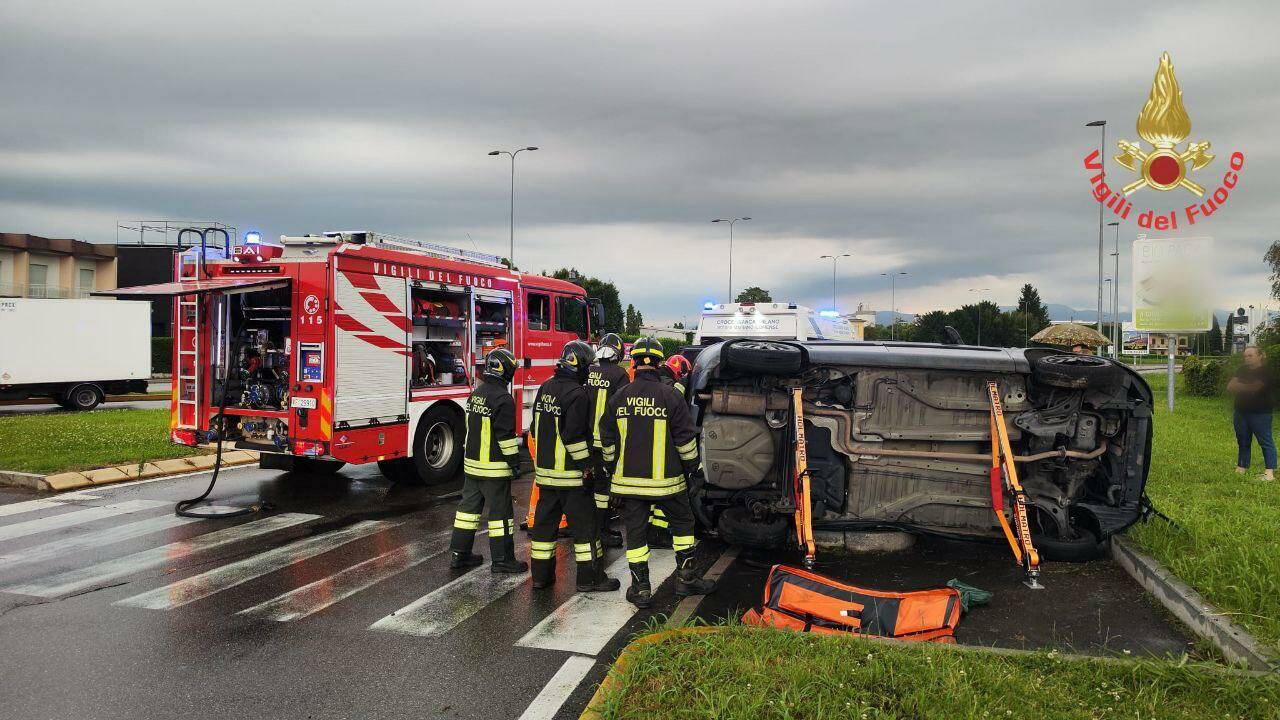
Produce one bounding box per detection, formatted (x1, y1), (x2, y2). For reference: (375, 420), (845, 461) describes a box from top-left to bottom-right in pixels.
(3, 1), (1278, 324)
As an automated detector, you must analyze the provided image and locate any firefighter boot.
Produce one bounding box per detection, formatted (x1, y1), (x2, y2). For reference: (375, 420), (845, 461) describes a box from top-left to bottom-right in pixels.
(599, 509), (623, 548)
(450, 551), (483, 569)
(576, 555), (621, 593)
(625, 563), (652, 608)
(674, 549), (715, 597)
(531, 558), (556, 589)
(490, 535), (528, 574)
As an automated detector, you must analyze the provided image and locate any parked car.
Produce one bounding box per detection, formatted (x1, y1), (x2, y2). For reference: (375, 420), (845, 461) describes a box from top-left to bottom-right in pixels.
(687, 340), (1153, 561)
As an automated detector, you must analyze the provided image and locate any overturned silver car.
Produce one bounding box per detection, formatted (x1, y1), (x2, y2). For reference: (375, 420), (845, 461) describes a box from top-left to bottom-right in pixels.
(687, 341), (1153, 561)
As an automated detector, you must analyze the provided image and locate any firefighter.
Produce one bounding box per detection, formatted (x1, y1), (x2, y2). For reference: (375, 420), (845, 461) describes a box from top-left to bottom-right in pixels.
(600, 337), (714, 608)
(450, 348), (527, 573)
(648, 353), (694, 549)
(530, 340), (621, 592)
(587, 333), (629, 548)
(659, 354), (693, 398)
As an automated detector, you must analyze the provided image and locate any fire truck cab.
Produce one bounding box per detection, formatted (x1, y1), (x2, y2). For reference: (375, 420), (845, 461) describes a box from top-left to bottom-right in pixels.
(103, 231), (603, 484)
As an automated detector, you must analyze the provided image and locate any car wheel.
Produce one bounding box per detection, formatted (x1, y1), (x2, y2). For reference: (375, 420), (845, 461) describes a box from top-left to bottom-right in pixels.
(1033, 525), (1103, 562)
(723, 340), (804, 375)
(291, 458), (346, 475)
(717, 506), (790, 548)
(1032, 354), (1120, 390)
(409, 404), (464, 485)
(63, 384), (104, 411)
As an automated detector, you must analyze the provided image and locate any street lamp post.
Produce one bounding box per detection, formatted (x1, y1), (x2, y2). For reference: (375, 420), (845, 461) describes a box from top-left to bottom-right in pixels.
(1105, 278), (1113, 351)
(969, 287), (990, 345)
(712, 217), (750, 300)
(1109, 221), (1121, 358)
(488, 146), (539, 268)
(1086, 120), (1107, 340)
(819, 253), (851, 310)
(881, 271), (907, 339)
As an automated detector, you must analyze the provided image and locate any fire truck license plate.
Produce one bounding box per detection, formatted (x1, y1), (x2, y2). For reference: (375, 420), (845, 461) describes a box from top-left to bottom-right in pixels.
(290, 397), (318, 409)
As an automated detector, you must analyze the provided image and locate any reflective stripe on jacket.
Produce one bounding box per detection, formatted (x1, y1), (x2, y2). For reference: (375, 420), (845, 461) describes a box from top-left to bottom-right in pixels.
(533, 373), (592, 487)
(600, 369), (699, 497)
(588, 362), (631, 449)
(463, 377), (519, 479)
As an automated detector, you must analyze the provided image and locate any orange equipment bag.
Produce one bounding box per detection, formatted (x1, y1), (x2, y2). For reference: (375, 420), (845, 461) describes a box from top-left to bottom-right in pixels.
(742, 564), (963, 643)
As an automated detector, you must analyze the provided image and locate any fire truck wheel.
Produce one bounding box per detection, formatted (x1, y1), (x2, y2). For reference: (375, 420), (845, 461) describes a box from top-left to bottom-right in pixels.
(410, 405), (464, 485)
(63, 384), (104, 411)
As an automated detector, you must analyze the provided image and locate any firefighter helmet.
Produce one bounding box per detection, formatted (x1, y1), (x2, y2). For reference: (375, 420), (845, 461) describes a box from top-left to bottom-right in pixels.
(596, 333), (624, 362)
(630, 337), (665, 368)
(557, 340), (596, 381)
(483, 347), (518, 383)
(665, 354), (692, 381)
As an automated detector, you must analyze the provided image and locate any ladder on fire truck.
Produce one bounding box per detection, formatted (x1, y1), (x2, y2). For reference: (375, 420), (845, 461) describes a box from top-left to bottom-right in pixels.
(320, 231), (508, 268)
(175, 293), (200, 429)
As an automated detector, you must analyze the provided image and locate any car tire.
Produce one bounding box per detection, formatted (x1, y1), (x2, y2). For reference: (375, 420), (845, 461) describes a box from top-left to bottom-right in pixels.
(723, 340), (804, 375)
(717, 506), (790, 549)
(1032, 354), (1120, 390)
(291, 458), (346, 475)
(63, 384), (104, 411)
(408, 404), (465, 485)
(1033, 525), (1104, 562)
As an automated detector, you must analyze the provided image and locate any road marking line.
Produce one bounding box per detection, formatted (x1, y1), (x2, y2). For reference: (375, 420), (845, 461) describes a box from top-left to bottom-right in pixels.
(115, 520), (398, 610)
(0, 508), (236, 570)
(515, 550), (677, 656)
(0, 496), (100, 519)
(663, 547), (737, 629)
(369, 537), (530, 637)
(0, 499), (167, 543)
(516, 655), (597, 720)
(237, 531), (452, 622)
(3, 513), (319, 598)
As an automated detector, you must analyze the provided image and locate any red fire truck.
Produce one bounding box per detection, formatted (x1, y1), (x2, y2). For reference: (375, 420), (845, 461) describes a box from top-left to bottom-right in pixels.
(104, 231), (604, 484)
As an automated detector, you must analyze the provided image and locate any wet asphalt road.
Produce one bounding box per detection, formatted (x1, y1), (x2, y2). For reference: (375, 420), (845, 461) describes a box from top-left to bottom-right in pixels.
(0, 463), (1197, 720)
(0, 464), (714, 720)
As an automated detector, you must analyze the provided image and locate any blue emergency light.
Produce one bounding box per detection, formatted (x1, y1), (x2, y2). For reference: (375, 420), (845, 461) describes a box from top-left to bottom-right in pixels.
(244, 230), (262, 244)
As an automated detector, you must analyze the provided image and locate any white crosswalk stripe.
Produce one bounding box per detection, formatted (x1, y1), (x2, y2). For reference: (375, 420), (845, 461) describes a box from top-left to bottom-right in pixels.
(0, 495), (100, 519)
(0, 508), (234, 571)
(115, 519), (399, 610)
(3, 513), (319, 598)
(237, 531), (453, 622)
(516, 550), (676, 656)
(369, 537), (531, 637)
(0, 499), (167, 543)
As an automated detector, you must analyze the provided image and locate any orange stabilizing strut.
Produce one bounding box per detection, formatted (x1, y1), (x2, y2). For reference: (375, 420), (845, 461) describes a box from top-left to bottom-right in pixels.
(987, 381), (1043, 589)
(791, 388), (816, 568)
(523, 431), (568, 531)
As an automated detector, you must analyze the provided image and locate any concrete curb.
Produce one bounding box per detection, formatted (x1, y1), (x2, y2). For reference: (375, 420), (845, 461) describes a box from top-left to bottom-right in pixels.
(0, 450), (260, 493)
(1111, 534), (1279, 672)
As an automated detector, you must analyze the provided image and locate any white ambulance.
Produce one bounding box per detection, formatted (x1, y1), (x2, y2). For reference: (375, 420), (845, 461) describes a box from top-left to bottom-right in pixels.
(693, 302), (859, 344)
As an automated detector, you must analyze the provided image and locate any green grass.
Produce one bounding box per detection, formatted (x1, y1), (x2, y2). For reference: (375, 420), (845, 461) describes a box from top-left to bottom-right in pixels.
(0, 408), (201, 475)
(1129, 372), (1280, 649)
(598, 626), (1279, 720)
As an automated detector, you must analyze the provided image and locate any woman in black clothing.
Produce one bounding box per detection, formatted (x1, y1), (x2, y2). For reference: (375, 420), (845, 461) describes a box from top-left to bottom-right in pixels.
(1227, 346), (1276, 481)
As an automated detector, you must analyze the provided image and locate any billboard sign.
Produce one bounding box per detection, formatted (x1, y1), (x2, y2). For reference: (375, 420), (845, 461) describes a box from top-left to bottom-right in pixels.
(1132, 236), (1213, 332)
(1121, 322), (1149, 355)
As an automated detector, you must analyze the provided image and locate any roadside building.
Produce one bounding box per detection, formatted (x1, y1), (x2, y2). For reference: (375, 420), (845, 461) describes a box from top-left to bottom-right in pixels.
(640, 325), (693, 343)
(0, 233), (117, 299)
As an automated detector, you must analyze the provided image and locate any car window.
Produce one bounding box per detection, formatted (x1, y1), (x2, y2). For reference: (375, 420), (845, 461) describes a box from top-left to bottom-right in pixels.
(527, 293), (550, 331)
(555, 296), (588, 339)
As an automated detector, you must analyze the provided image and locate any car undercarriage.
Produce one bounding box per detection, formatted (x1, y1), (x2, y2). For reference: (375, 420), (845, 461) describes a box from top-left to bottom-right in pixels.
(687, 341), (1153, 561)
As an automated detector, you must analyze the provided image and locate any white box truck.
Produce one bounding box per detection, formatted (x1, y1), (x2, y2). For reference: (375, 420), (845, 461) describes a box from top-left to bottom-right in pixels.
(0, 298), (151, 410)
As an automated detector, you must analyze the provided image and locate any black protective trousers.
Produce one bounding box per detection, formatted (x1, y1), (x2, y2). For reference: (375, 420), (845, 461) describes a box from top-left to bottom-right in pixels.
(620, 494), (696, 569)
(450, 476), (518, 563)
(530, 485), (601, 586)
